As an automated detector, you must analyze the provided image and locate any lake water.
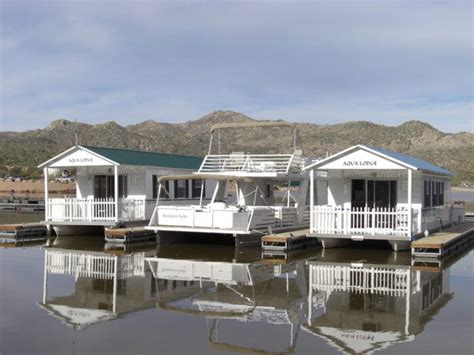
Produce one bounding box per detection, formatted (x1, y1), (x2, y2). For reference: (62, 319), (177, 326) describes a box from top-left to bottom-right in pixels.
(1, 212), (473, 355)
(452, 190), (474, 202)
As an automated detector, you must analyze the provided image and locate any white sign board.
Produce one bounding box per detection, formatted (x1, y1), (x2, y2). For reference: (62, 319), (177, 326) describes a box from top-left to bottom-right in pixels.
(318, 149), (405, 170)
(50, 148), (114, 167)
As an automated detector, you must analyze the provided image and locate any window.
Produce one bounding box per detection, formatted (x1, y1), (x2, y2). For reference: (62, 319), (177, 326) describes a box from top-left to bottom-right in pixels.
(174, 180), (189, 198)
(439, 181), (444, 206)
(152, 176), (169, 199)
(191, 179), (205, 198)
(266, 184), (272, 198)
(424, 179), (445, 208)
(94, 175), (127, 198)
(424, 180), (431, 208)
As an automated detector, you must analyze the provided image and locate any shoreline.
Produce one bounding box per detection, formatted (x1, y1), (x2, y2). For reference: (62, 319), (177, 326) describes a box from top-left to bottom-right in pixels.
(452, 187), (474, 193)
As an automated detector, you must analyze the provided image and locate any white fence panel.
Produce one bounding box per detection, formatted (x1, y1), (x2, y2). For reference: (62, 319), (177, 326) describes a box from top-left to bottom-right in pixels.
(46, 198), (146, 222)
(312, 206), (412, 237)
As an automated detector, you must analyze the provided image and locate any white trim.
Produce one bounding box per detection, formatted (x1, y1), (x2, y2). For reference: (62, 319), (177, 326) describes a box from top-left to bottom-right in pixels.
(303, 145), (416, 171)
(38, 146), (80, 168)
(44, 167), (49, 220)
(38, 145), (119, 168)
(114, 165), (119, 223)
(408, 169), (412, 237)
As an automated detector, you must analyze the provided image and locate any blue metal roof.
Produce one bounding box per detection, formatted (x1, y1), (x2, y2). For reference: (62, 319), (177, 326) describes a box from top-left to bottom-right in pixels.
(365, 145), (453, 176)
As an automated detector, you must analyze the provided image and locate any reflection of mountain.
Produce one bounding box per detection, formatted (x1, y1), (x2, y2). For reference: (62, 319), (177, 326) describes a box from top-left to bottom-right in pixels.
(304, 257), (453, 355)
(147, 257), (308, 353)
(38, 247), (157, 330)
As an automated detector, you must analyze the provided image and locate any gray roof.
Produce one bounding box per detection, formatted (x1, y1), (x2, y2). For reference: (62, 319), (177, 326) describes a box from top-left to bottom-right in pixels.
(366, 145), (453, 175)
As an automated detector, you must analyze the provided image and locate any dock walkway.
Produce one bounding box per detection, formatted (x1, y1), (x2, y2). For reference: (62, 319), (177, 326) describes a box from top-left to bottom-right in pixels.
(0, 223), (48, 242)
(104, 227), (157, 244)
(411, 222), (474, 258)
(261, 229), (318, 252)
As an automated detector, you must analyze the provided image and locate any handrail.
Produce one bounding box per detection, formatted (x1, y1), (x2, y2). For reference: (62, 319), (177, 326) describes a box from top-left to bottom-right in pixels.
(198, 154), (303, 174)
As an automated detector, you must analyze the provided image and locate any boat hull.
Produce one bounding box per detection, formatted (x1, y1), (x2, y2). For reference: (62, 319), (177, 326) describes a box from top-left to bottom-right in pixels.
(52, 225), (104, 236)
(153, 225), (309, 248)
(317, 237), (352, 249)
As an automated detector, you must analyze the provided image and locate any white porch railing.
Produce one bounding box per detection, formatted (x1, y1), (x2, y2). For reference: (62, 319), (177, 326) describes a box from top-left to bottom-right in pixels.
(45, 249), (146, 279)
(46, 198), (146, 223)
(309, 264), (411, 297)
(312, 206), (417, 236)
(198, 154), (304, 174)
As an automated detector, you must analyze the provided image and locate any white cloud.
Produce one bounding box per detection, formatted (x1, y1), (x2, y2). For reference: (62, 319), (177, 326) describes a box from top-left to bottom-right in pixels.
(0, 0), (472, 132)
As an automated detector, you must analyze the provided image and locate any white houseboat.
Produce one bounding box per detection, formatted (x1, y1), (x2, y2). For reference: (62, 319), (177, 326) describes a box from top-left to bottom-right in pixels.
(305, 145), (465, 251)
(39, 145), (204, 236)
(146, 122), (326, 246)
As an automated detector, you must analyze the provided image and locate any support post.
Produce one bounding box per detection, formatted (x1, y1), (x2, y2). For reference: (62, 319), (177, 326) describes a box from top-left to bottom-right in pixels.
(199, 179), (205, 207)
(112, 256), (118, 314)
(408, 169), (413, 239)
(43, 167), (48, 220)
(310, 169), (314, 233)
(405, 269), (411, 335)
(114, 165), (119, 222)
(42, 250), (48, 304)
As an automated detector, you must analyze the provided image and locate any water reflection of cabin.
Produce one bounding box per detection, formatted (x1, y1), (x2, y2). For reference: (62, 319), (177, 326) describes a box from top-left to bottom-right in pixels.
(38, 145), (205, 235)
(304, 260), (452, 355)
(38, 248), (156, 330)
(305, 145), (464, 251)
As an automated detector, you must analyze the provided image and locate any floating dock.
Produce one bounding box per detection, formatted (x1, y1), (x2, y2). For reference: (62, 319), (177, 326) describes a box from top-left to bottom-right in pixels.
(104, 227), (157, 244)
(0, 223), (48, 243)
(0, 199), (45, 212)
(411, 222), (474, 258)
(261, 229), (318, 252)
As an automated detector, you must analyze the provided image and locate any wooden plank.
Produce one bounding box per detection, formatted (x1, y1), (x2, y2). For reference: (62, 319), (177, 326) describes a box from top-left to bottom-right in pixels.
(261, 229), (309, 243)
(412, 223), (474, 249)
(0, 223), (45, 231)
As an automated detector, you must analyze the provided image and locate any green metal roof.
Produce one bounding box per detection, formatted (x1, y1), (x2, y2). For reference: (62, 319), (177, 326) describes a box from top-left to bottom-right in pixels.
(83, 146), (202, 170)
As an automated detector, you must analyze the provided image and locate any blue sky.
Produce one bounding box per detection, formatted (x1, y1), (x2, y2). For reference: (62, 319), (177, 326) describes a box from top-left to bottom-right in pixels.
(1, 0), (472, 132)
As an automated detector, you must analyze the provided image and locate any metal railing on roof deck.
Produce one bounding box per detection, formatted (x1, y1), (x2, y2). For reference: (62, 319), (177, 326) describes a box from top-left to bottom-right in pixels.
(198, 154), (304, 174)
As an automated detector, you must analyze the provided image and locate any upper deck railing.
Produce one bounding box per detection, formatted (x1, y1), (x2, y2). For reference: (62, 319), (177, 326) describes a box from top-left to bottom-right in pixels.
(198, 154), (304, 174)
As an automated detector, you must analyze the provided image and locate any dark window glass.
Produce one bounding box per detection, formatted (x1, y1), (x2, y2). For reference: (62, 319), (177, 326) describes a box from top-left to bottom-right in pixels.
(431, 181), (435, 207)
(352, 179), (366, 208)
(174, 180), (189, 198)
(389, 181), (397, 208)
(191, 179), (205, 198)
(367, 180), (374, 208)
(424, 180), (431, 208)
(439, 181), (444, 206)
(152, 175), (157, 199)
(152, 176), (170, 198)
(94, 175), (127, 198)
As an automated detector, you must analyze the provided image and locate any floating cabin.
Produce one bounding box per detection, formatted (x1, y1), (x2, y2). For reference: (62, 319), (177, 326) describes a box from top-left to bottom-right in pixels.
(38, 145), (210, 236)
(305, 145), (465, 251)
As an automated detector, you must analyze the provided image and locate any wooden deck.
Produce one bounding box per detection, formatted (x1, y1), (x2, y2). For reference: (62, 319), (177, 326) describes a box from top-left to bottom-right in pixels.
(0, 223), (48, 242)
(411, 222), (474, 258)
(104, 227), (156, 244)
(261, 228), (318, 251)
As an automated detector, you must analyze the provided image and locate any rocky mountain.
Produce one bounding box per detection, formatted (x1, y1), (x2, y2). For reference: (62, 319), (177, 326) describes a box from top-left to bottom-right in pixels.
(0, 110), (472, 186)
